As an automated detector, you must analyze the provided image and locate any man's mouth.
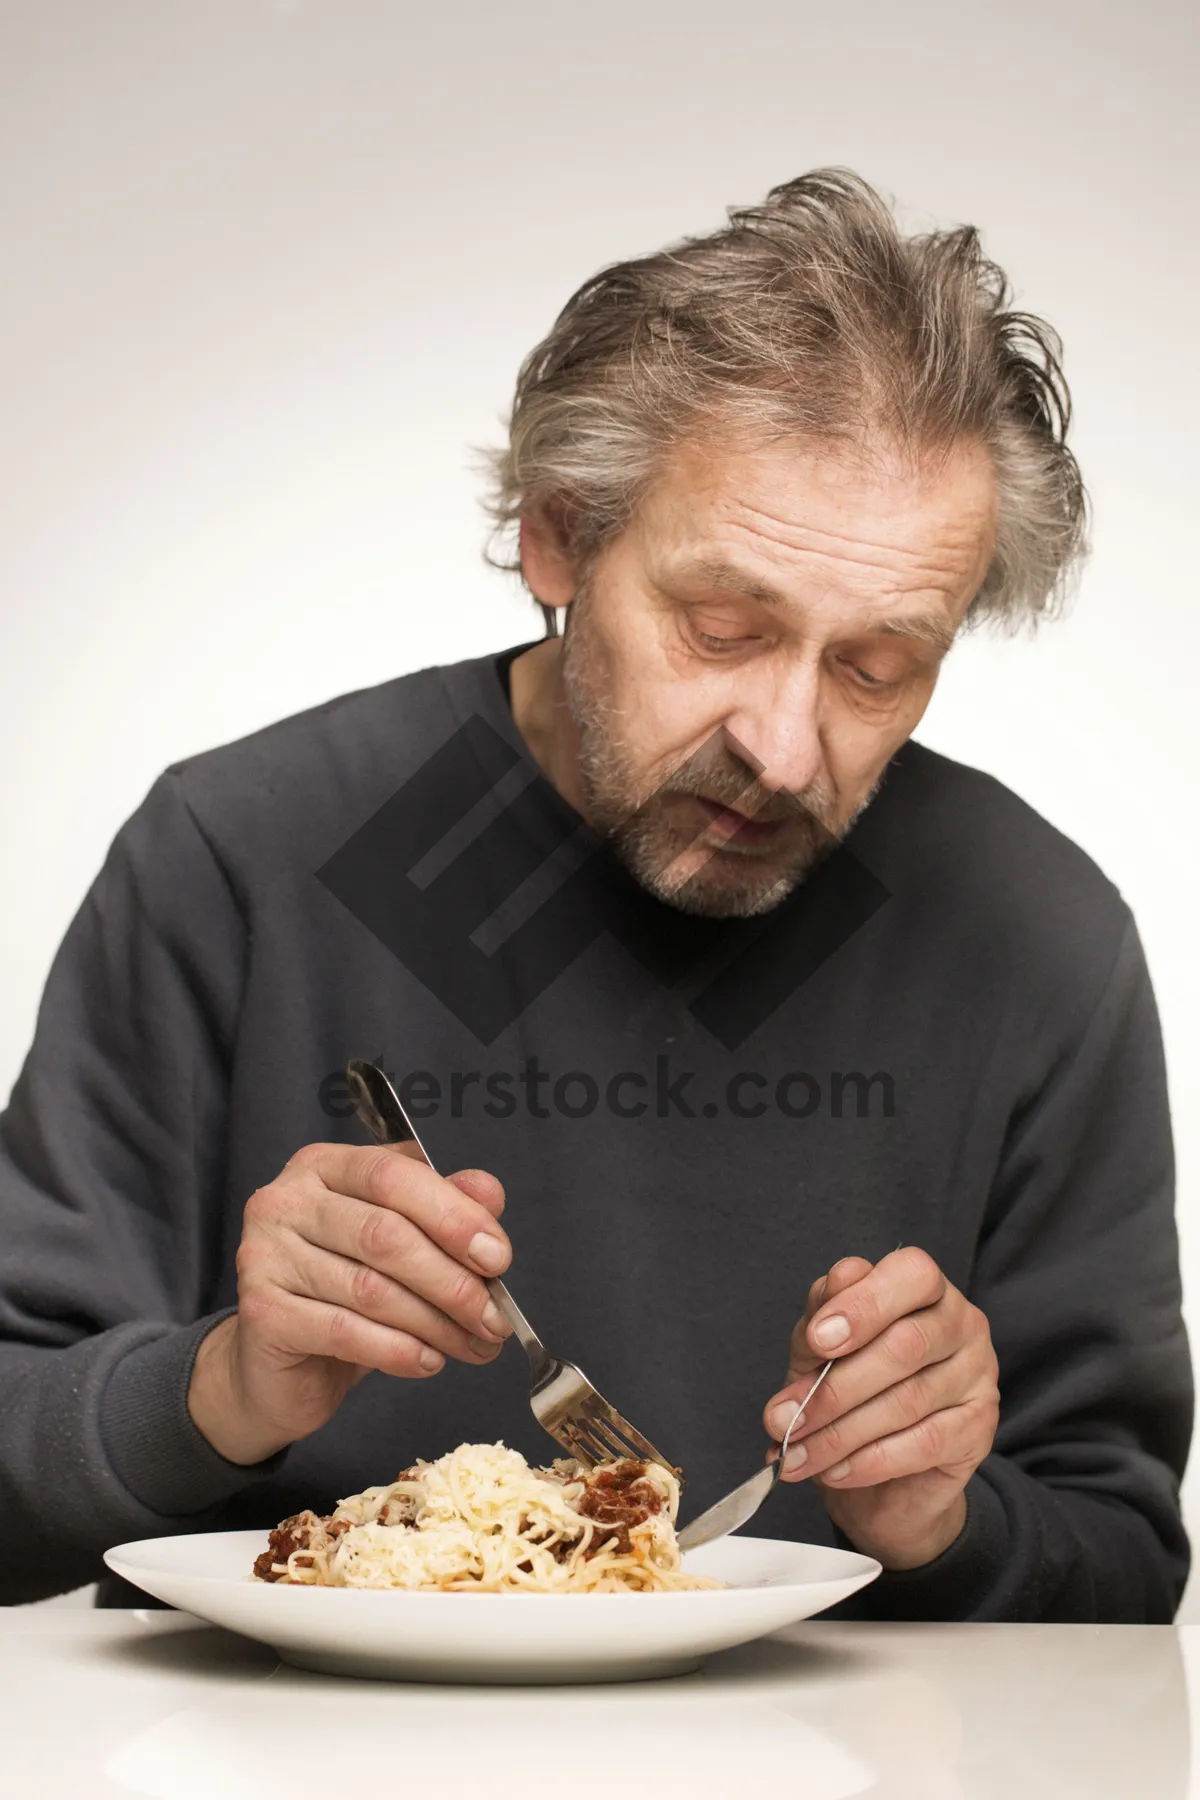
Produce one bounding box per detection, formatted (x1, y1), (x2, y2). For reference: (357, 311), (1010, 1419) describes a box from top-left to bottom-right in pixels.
(692, 795), (788, 847)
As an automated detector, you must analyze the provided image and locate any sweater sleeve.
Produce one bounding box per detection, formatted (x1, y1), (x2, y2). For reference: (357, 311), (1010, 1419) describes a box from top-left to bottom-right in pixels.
(0, 771), (285, 1604)
(840, 911), (1192, 1623)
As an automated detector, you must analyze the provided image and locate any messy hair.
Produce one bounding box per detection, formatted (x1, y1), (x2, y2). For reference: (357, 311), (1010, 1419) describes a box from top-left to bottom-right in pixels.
(482, 168), (1087, 630)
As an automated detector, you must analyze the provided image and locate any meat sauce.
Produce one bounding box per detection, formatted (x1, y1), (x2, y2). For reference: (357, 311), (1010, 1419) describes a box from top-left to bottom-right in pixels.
(252, 1511), (350, 1582)
(576, 1460), (664, 1556)
(253, 1512), (318, 1582)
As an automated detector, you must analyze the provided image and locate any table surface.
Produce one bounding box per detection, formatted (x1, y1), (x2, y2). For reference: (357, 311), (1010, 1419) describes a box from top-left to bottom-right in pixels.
(4, 1610), (1193, 1798)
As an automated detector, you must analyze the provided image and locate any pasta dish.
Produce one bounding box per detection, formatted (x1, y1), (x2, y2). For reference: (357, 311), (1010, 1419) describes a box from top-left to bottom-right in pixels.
(251, 1441), (718, 1593)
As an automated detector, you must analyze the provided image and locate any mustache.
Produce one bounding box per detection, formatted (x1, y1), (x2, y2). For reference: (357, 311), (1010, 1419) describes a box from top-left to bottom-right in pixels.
(653, 753), (837, 828)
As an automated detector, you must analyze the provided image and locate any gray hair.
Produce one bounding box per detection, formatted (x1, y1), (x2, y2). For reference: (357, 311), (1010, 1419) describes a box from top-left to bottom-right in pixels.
(482, 168), (1088, 630)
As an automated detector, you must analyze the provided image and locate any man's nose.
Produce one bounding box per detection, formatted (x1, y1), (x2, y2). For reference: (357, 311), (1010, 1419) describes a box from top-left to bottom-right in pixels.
(722, 661), (824, 798)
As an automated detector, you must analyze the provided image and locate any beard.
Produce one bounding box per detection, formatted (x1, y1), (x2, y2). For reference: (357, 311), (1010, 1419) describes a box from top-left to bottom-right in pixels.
(559, 588), (878, 919)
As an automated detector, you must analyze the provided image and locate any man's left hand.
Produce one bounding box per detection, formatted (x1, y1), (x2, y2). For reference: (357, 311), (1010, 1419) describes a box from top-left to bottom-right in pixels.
(763, 1248), (1000, 1570)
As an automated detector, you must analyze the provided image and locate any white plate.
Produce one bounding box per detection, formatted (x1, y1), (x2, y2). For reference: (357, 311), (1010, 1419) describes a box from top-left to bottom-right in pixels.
(105, 1530), (880, 1684)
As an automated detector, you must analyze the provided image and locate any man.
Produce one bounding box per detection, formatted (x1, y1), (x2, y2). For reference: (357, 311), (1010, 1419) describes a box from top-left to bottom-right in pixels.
(0, 170), (1190, 1616)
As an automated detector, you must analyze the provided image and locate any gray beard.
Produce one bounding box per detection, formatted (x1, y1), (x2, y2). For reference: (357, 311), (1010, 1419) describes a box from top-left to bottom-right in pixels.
(559, 594), (875, 919)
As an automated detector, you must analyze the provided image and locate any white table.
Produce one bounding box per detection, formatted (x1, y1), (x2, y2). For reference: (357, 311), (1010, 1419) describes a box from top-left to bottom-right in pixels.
(3, 1610), (1192, 1797)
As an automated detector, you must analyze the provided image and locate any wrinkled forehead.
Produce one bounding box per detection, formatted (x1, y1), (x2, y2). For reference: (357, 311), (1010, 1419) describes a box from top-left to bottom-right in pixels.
(626, 432), (998, 625)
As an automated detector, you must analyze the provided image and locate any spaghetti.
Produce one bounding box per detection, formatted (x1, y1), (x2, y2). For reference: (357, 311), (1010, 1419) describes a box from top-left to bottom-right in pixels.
(251, 1442), (719, 1592)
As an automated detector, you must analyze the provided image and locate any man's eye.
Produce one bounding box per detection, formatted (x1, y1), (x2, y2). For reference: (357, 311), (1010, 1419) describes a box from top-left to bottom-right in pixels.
(696, 630), (754, 653)
(838, 656), (894, 690)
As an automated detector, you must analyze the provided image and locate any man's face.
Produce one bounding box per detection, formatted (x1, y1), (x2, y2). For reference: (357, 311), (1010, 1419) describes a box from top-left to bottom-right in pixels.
(539, 433), (997, 917)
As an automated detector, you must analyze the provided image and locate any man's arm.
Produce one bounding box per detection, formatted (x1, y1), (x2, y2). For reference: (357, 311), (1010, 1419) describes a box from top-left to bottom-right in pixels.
(767, 913), (1192, 1622)
(940, 911), (1191, 1620)
(0, 770), (518, 1604)
(0, 771), (283, 1603)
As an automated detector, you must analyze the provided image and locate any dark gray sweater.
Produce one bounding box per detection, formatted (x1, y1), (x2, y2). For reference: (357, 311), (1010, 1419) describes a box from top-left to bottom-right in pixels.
(0, 648), (1190, 1617)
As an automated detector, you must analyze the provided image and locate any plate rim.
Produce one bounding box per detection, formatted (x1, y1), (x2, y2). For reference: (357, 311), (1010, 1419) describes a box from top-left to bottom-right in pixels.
(104, 1529), (882, 1598)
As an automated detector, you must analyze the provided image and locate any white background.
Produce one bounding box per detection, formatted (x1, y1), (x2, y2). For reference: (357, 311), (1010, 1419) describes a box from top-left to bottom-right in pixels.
(3, 0), (1198, 1614)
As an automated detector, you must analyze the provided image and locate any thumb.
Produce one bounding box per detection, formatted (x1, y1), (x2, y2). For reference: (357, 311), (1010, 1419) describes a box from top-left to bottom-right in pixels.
(446, 1168), (506, 1220)
(384, 1140), (506, 1220)
(786, 1256), (874, 1383)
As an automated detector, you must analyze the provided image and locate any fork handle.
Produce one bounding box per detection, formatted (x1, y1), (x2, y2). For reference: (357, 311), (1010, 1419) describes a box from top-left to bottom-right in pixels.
(345, 1060), (549, 1368)
(485, 1277), (547, 1363)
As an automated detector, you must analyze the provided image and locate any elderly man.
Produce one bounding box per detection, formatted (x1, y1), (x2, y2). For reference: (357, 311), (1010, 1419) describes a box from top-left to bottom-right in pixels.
(0, 170), (1189, 1616)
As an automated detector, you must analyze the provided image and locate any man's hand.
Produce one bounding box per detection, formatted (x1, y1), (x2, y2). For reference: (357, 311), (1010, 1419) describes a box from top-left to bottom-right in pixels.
(189, 1142), (512, 1465)
(763, 1249), (1000, 1570)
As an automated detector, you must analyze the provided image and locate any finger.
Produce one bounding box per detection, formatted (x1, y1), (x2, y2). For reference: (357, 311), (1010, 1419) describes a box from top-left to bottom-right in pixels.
(446, 1168), (505, 1220)
(243, 1286), (448, 1379)
(774, 1349), (990, 1481)
(771, 1291), (979, 1442)
(385, 1141), (429, 1165)
(386, 1140), (507, 1223)
(814, 1397), (995, 1489)
(785, 1258), (874, 1383)
(806, 1246), (946, 1360)
(276, 1237), (507, 1366)
(261, 1189), (512, 1341)
(824, 1256), (873, 1300)
(284, 1144), (511, 1276)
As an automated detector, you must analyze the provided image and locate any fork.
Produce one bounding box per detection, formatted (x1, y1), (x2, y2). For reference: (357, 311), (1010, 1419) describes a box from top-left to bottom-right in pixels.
(345, 1059), (679, 1476)
(675, 1361), (834, 1551)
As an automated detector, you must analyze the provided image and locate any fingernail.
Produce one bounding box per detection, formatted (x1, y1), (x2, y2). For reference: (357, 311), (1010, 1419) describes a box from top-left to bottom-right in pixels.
(767, 1403), (798, 1439)
(468, 1233), (507, 1274)
(825, 1459), (852, 1482)
(481, 1300), (510, 1338)
(782, 1442), (808, 1476)
(813, 1314), (851, 1351)
(469, 1336), (500, 1358)
(419, 1347), (444, 1373)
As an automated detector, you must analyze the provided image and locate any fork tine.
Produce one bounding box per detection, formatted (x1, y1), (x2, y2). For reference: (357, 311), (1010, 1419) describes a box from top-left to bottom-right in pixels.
(576, 1426), (619, 1467)
(560, 1423), (602, 1469)
(587, 1402), (676, 1472)
(587, 1415), (642, 1464)
(550, 1422), (593, 1466)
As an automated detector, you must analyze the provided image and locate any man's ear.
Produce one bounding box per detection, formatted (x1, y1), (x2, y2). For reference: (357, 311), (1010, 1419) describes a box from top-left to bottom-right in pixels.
(519, 505), (577, 617)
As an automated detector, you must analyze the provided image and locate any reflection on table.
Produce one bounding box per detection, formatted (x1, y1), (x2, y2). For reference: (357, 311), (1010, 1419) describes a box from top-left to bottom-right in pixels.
(2, 1612), (1190, 1800)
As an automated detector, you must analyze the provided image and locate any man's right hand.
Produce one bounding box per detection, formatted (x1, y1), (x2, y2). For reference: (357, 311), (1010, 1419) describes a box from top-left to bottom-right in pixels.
(188, 1142), (513, 1464)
